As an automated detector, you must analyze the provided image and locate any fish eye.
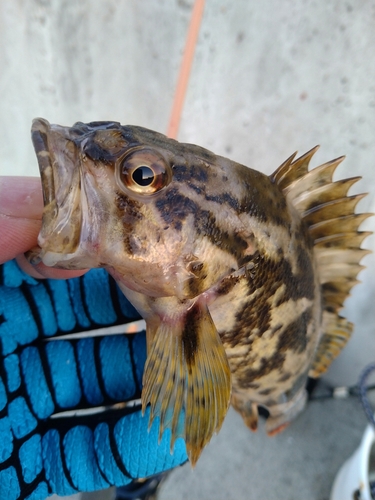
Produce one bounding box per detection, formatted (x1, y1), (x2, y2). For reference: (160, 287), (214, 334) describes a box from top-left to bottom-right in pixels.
(117, 149), (171, 195)
(132, 165), (154, 186)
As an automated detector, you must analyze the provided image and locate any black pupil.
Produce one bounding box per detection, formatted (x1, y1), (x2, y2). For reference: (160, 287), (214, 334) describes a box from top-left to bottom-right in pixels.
(132, 166), (154, 186)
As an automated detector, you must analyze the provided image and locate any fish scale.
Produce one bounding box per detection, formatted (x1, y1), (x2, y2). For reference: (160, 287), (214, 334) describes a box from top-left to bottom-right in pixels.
(28, 118), (372, 465)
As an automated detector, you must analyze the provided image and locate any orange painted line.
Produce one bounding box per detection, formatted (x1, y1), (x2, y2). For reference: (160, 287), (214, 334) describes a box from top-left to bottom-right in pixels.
(167, 0), (205, 139)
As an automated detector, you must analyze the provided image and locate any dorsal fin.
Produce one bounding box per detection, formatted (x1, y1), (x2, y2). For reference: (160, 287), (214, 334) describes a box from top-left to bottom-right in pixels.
(271, 148), (373, 377)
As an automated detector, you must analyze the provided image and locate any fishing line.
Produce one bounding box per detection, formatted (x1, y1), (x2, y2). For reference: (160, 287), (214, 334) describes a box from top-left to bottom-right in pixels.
(309, 363), (375, 411)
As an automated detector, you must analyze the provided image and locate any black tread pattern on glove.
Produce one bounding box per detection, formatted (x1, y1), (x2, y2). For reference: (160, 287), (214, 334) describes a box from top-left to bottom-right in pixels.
(0, 261), (187, 500)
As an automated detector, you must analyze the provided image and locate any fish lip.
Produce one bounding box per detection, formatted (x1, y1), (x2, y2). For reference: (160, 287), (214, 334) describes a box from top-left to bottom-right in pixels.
(30, 118), (85, 267)
(31, 118), (56, 207)
(28, 118), (56, 265)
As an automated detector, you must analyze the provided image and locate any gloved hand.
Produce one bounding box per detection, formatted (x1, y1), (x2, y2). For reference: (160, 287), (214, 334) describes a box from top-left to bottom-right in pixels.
(0, 261), (187, 500)
(0, 176), (187, 500)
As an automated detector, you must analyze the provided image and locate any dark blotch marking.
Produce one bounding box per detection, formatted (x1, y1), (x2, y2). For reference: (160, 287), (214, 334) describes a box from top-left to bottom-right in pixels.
(197, 210), (249, 264)
(32, 130), (49, 155)
(325, 305), (335, 313)
(115, 192), (143, 254)
(78, 128), (130, 163)
(188, 261), (203, 273)
(229, 164), (291, 226)
(158, 144), (294, 232)
(239, 352), (286, 387)
(189, 184), (203, 194)
(182, 304), (201, 366)
(222, 245), (316, 387)
(155, 188), (198, 230)
(172, 161), (290, 231)
(258, 388), (275, 396)
(82, 137), (116, 163)
(322, 282), (341, 294)
(216, 275), (240, 296)
(173, 163), (208, 184)
(205, 192), (241, 212)
(278, 372), (292, 383)
(222, 254), (271, 348)
(186, 261), (208, 298)
(277, 309), (313, 354)
(116, 193), (143, 224)
(294, 241), (315, 299)
(270, 323), (283, 337)
(246, 383), (260, 390)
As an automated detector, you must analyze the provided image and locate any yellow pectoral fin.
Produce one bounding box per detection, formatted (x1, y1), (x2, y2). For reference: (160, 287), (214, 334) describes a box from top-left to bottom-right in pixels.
(142, 301), (232, 466)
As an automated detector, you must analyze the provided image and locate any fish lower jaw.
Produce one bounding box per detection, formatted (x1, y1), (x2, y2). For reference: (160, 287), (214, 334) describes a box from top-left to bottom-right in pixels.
(25, 241), (85, 269)
(24, 246), (68, 268)
(41, 251), (80, 268)
(34, 246), (99, 270)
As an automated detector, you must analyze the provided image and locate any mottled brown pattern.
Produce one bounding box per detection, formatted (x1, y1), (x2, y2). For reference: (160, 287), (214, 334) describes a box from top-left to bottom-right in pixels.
(238, 352), (286, 386)
(115, 193), (143, 255)
(31, 118), (369, 461)
(172, 163), (209, 184)
(155, 188), (198, 229)
(222, 247), (315, 352)
(233, 164), (289, 224)
(196, 210), (250, 264)
(115, 193), (143, 224)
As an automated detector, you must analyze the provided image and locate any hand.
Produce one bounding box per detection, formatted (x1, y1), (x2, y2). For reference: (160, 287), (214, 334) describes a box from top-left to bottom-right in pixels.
(0, 177), (187, 499)
(0, 176), (88, 279)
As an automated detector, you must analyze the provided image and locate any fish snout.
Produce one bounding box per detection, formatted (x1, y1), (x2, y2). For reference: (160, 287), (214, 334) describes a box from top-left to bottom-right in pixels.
(30, 118), (84, 268)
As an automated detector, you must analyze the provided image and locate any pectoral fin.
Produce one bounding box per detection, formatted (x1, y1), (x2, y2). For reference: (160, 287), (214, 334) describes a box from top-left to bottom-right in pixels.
(142, 301), (231, 466)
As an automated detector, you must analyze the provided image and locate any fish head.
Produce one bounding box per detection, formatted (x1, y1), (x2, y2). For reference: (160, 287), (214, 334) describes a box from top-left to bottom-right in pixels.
(30, 119), (247, 298)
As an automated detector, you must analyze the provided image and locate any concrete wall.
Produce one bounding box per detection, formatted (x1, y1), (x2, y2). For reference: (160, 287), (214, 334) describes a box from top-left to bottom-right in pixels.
(0, 0), (374, 386)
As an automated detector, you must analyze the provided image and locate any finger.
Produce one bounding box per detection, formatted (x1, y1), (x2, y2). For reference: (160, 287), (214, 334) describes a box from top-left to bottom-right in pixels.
(0, 177), (43, 263)
(16, 253), (89, 280)
(0, 176), (43, 219)
(0, 176), (89, 279)
(0, 215), (42, 265)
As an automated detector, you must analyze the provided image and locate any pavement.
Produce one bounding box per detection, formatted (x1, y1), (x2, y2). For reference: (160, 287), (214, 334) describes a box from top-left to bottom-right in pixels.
(49, 380), (372, 500)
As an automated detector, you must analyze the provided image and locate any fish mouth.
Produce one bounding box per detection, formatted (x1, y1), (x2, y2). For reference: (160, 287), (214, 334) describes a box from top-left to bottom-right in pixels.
(30, 118), (84, 268)
(31, 118), (56, 208)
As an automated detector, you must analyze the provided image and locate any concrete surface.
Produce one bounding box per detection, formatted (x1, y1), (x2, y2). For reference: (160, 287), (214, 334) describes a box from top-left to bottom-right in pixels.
(159, 397), (369, 500)
(48, 390), (371, 500)
(1, 1), (374, 499)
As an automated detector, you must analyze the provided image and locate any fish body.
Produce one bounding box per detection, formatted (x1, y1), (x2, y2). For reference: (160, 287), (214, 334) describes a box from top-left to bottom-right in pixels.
(29, 118), (371, 464)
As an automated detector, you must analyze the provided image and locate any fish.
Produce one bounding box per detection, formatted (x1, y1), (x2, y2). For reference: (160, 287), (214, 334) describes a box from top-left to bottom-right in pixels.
(28, 118), (372, 465)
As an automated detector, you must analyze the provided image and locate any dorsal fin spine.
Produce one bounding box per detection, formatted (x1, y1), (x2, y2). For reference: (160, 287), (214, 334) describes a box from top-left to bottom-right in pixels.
(271, 149), (372, 377)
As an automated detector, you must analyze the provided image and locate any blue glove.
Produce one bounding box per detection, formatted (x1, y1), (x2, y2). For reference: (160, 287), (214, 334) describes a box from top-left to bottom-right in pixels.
(0, 260), (187, 500)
